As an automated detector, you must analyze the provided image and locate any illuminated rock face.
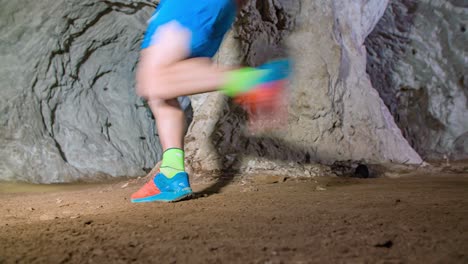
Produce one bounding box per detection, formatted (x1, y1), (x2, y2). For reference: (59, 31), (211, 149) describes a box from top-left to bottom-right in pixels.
(366, 0), (468, 160)
(0, 0), (163, 183)
(5, 0), (464, 183)
(186, 0), (423, 181)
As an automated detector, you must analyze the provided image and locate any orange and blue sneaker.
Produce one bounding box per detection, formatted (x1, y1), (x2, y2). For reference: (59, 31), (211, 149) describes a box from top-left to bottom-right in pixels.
(234, 59), (292, 131)
(235, 58), (291, 106)
(130, 171), (193, 203)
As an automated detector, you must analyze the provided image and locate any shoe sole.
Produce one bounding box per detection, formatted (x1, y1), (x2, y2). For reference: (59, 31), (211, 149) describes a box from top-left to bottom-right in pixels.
(131, 188), (193, 203)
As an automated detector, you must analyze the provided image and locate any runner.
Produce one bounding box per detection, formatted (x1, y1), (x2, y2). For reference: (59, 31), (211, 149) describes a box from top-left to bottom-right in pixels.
(131, 0), (290, 203)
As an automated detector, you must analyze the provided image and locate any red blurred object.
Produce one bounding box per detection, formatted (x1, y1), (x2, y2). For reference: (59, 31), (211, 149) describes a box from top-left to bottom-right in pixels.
(234, 80), (288, 133)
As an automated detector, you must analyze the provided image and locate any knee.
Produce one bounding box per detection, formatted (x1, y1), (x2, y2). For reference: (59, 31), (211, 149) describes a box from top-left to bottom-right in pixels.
(148, 98), (180, 112)
(136, 63), (168, 100)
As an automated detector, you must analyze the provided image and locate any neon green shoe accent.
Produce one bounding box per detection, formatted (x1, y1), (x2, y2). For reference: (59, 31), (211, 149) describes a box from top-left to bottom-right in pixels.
(160, 148), (185, 179)
(220, 67), (268, 97)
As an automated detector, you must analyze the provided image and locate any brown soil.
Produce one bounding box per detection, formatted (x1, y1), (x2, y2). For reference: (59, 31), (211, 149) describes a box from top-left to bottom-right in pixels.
(1, 172), (467, 264)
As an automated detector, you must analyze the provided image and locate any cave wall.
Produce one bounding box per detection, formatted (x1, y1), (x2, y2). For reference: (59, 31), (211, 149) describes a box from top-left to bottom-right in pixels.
(366, 0), (468, 160)
(185, 0), (423, 181)
(0, 0), (163, 183)
(2, 0), (463, 183)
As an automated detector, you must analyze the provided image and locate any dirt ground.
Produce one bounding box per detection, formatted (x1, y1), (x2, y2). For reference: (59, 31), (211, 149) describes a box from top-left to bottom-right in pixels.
(1, 168), (467, 263)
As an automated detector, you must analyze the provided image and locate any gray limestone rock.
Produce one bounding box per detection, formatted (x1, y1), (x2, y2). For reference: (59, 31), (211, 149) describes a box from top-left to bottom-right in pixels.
(185, 0), (423, 181)
(366, 0), (468, 160)
(3, 0), (463, 183)
(0, 0), (166, 183)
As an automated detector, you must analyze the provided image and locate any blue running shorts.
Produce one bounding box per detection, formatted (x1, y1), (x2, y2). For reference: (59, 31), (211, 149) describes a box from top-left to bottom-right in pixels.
(140, 0), (237, 58)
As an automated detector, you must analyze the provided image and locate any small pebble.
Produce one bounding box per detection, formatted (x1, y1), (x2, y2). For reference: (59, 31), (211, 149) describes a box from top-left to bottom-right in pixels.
(315, 186), (327, 191)
(39, 214), (55, 221)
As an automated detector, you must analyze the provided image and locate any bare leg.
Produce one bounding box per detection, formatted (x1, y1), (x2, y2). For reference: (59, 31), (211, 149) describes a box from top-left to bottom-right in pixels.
(137, 50), (229, 101)
(135, 23), (218, 150)
(136, 22), (284, 148)
(147, 98), (186, 150)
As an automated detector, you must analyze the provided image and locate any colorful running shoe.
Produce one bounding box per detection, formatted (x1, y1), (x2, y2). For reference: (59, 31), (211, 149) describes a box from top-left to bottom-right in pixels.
(234, 58), (292, 131)
(131, 171), (193, 203)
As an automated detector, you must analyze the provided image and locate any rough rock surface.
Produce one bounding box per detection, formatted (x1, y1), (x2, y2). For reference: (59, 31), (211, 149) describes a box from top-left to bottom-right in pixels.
(366, 0), (468, 160)
(4, 0), (456, 183)
(0, 0), (167, 183)
(186, 0), (423, 181)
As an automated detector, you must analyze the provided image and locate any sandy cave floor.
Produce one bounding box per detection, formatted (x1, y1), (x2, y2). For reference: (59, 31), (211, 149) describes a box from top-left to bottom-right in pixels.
(0, 169), (467, 263)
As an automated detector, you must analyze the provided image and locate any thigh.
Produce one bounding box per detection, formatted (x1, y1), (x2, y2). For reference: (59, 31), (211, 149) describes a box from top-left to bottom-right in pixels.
(136, 21), (191, 99)
(139, 20), (191, 68)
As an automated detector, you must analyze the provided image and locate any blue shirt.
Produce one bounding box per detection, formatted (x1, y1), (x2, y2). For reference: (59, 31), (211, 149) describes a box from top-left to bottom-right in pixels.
(141, 0), (237, 58)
